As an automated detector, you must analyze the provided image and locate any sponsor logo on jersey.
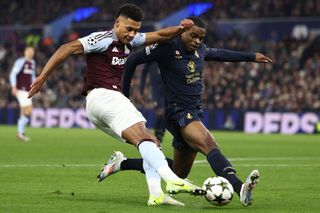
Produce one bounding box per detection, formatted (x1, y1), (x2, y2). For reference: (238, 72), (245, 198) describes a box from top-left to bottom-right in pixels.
(175, 50), (182, 59)
(111, 57), (127, 65)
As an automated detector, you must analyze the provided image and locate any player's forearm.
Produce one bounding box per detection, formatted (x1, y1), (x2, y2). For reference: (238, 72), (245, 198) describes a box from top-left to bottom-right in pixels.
(145, 26), (184, 45)
(39, 42), (82, 80)
(123, 53), (146, 97)
(206, 48), (255, 62)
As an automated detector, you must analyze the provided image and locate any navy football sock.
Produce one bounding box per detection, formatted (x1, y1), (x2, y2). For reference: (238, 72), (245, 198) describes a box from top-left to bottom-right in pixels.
(206, 148), (243, 195)
(120, 157), (173, 174)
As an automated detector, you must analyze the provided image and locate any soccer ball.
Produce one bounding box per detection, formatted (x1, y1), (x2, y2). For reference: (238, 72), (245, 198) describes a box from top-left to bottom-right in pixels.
(202, 176), (234, 206)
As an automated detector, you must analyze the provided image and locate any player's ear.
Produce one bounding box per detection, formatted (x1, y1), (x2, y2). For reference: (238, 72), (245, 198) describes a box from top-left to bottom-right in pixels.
(115, 17), (121, 28)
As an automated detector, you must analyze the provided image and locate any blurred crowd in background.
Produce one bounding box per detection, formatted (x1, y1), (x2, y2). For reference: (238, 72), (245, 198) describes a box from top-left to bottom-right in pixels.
(0, 0), (319, 111)
(1, 0), (320, 25)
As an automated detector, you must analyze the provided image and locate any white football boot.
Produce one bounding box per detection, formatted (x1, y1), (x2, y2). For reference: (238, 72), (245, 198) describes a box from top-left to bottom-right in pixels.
(97, 151), (127, 182)
(240, 169), (260, 206)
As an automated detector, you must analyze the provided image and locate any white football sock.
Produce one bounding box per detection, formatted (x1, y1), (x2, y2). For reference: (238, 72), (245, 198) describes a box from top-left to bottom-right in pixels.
(18, 115), (29, 135)
(138, 141), (181, 182)
(143, 160), (162, 197)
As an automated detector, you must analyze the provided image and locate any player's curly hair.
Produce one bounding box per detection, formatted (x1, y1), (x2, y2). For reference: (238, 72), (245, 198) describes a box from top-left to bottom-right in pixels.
(188, 16), (207, 29)
(116, 3), (143, 22)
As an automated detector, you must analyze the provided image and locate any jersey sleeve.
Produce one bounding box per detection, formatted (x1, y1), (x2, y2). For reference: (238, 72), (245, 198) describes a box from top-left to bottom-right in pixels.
(130, 33), (146, 47)
(203, 45), (255, 62)
(123, 43), (167, 97)
(9, 58), (24, 87)
(78, 32), (113, 54)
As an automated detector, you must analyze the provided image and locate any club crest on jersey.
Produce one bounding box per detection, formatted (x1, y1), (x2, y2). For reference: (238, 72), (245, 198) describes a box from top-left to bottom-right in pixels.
(187, 61), (195, 72)
(124, 45), (130, 54)
(175, 50), (182, 59)
(111, 57), (127, 65)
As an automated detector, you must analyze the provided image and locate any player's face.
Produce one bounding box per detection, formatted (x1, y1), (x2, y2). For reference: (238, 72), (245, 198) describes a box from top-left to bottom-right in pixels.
(24, 47), (35, 60)
(114, 16), (141, 44)
(181, 25), (206, 53)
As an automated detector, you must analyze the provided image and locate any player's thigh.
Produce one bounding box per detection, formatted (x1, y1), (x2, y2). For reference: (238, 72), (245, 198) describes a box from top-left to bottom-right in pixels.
(21, 105), (32, 115)
(180, 121), (218, 154)
(173, 147), (197, 179)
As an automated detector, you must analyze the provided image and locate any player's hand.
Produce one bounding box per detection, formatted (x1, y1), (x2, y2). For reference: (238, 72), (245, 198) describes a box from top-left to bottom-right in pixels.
(11, 87), (17, 96)
(255, 53), (272, 63)
(28, 76), (46, 98)
(179, 19), (194, 31)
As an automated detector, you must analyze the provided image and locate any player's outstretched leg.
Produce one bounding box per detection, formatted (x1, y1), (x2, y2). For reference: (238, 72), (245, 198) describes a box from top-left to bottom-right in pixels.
(97, 151), (127, 182)
(240, 170), (260, 207)
(147, 193), (185, 206)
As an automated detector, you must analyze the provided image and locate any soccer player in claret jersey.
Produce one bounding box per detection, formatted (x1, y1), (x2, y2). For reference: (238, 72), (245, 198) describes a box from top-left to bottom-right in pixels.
(28, 4), (204, 206)
(10, 46), (36, 142)
(101, 16), (272, 207)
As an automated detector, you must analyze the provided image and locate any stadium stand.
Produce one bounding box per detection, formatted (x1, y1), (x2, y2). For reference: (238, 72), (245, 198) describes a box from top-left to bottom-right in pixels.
(0, 0), (319, 111)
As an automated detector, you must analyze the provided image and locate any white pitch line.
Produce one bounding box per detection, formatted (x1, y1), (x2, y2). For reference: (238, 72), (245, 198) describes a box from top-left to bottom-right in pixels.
(193, 156), (320, 164)
(195, 164), (320, 167)
(0, 156), (319, 168)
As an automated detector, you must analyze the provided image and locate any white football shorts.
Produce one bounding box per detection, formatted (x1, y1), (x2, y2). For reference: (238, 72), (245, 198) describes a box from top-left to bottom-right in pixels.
(16, 90), (32, 107)
(85, 88), (146, 141)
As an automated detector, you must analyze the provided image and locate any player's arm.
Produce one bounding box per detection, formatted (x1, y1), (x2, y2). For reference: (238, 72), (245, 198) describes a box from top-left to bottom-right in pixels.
(144, 19), (193, 45)
(28, 40), (83, 98)
(123, 49), (160, 98)
(140, 63), (152, 95)
(9, 59), (24, 96)
(204, 46), (272, 63)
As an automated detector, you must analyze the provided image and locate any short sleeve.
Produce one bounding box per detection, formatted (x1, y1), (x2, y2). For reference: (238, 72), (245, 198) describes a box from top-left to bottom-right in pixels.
(130, 33), (146, 47)
(78, 31), (113, 54)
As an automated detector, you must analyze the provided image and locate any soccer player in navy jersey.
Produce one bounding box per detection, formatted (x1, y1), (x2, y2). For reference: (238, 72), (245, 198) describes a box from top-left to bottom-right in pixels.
(103, 16), (272, 207)
(139, 62), (166, 143)
(27, 4), (204, 206)
(10, 46), (36, 142)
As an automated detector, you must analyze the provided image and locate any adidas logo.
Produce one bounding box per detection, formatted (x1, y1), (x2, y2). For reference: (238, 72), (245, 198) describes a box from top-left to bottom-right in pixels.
(112, 47), (119, 52)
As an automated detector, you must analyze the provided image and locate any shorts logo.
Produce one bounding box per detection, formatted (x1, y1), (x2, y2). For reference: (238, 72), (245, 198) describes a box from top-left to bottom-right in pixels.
(186, 113), (193, 119)
(111, 57), (127, 65)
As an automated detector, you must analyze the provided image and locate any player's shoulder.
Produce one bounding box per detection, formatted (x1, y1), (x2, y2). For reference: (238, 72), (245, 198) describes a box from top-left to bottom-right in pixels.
(79, 30), (115, 53)
(14, 57), (25, 64)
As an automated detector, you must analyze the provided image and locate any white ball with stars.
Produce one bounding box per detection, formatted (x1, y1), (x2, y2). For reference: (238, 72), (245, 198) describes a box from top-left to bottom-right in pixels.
(202, 176), (234, 206)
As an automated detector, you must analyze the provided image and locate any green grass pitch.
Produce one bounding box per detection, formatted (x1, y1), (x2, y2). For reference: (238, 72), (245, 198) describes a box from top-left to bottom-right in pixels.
(0, 126), (319, 213)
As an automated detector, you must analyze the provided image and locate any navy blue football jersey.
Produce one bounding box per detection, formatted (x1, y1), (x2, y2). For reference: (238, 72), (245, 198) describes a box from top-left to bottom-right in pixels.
(123, 37), (255, 109)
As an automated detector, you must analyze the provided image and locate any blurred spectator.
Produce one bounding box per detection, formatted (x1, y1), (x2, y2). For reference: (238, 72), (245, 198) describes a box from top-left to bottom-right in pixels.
(1, 0), (319, 25)
(0, 0), (319, 112)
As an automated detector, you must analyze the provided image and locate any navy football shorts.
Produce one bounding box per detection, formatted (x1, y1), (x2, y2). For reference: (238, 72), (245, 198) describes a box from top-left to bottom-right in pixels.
(166, 103), (203, 151)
